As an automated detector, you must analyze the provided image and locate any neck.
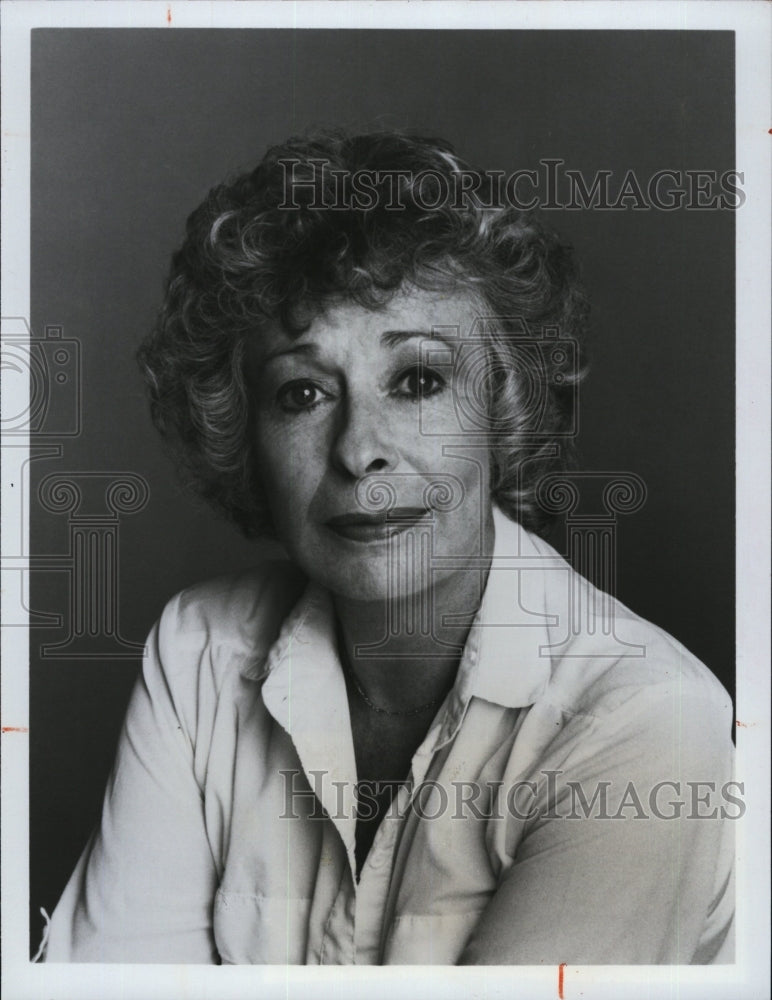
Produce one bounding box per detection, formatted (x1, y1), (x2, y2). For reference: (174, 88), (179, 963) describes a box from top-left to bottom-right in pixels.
(333, 544), (494, 715)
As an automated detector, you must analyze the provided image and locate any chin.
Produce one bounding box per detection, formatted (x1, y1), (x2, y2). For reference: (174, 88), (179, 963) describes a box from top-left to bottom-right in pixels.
(318, 549), (395, 604)
(303, 535), (437, 604)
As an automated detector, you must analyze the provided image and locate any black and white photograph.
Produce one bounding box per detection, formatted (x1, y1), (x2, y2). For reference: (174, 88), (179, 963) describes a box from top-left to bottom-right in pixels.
(1, 2), (769, 999)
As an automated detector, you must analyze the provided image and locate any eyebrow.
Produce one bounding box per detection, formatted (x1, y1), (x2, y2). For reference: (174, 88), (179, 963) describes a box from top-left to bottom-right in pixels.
(260, 329), (458, 365)
(261, 342), (319, 365)
(381, 330), (458, 352)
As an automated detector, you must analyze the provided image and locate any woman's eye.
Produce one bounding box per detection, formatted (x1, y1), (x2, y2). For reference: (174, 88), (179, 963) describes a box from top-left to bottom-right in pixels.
(276, 381), (328, 412)
(394, 366), (446, 399)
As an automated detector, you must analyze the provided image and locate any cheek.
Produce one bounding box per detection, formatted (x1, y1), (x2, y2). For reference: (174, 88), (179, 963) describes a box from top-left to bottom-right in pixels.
(254, 422), (322, 518)
(406, 421), (490, 507)
(452, 455), (491, 519)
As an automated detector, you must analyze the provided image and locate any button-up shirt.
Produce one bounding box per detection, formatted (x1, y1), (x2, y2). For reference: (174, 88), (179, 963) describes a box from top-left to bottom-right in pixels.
(46, 509), (735, 964)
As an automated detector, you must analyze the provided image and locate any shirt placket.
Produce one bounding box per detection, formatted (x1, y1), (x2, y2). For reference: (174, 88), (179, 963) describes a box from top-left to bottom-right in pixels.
(260, 585), (485, 965)
(350, 780), (412, 962)
(349, 675), (474, 964)
(260, 588), (360, 963)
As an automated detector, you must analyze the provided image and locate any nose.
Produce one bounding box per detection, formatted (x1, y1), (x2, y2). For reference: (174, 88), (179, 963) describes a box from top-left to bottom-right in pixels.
(331, 393), (399, 479)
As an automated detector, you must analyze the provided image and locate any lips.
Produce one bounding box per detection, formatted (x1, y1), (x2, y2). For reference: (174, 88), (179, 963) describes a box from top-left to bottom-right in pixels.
(326, 507), (431, 542)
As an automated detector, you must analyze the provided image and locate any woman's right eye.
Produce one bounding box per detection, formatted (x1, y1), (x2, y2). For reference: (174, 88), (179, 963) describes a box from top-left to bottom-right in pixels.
(276, 380), (328, 413)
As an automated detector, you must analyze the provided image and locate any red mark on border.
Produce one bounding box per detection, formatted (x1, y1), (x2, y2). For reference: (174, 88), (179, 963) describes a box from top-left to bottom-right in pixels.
(166, 6), (172, 24)
(558, 962), (566, 998)
(2, 726), (29, 733)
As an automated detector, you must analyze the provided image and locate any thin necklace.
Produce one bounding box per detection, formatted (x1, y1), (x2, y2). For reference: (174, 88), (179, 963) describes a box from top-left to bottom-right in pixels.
(342, 658), (447, 718)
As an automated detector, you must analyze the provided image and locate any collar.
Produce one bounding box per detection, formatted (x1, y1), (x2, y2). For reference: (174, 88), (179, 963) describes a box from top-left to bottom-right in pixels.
(463, 506), (555, 709)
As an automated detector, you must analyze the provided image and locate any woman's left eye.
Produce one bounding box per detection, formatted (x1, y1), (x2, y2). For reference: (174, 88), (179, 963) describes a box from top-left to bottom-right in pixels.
(393, 365), (447, 400)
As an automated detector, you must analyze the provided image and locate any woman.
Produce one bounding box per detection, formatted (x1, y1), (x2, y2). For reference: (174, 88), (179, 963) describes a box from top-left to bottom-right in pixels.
(45, 130), (734, 964)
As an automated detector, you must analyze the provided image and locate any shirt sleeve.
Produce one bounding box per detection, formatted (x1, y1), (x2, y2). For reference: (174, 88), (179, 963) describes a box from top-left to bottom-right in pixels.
(45, 601), (220, 963)
(459, 678), (736, 965)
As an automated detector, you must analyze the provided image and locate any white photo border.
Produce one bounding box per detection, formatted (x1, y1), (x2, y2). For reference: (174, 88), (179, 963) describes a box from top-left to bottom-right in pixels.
(2, 2), (769, 998)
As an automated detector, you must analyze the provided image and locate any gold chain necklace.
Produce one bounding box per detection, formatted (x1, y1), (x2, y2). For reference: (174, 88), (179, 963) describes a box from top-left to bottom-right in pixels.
(342, 658), (446, 718)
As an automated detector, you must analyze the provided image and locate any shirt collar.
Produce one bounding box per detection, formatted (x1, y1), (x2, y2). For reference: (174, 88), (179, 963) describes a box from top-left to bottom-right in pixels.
(463, 506), (553, 709)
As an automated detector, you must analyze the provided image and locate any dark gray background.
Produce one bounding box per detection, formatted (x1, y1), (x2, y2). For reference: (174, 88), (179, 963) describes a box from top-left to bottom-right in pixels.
(29, 29), (735, 944)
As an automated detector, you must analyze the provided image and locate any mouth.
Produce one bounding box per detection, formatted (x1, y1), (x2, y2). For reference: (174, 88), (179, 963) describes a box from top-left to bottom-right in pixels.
(326, 507), (431, 543)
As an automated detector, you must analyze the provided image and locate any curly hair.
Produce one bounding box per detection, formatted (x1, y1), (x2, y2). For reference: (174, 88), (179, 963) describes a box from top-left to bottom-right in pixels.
(137, 129), (588, 537)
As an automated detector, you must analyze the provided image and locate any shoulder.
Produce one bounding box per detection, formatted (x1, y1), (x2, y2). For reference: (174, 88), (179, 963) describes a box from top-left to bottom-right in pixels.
(131, 561), (306, 762)
(505, 528), (735, 792)
(153, 559), (307, 686)
(522, 528), (733, 732)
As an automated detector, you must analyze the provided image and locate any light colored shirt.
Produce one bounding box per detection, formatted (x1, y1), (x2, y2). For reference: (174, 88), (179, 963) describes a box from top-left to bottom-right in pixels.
(46, 509), (735, 964)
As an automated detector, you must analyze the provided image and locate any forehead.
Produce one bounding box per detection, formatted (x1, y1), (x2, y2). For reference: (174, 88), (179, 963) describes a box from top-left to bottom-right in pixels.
(315, 288), (481, 338)
(253, 287), (483, 360)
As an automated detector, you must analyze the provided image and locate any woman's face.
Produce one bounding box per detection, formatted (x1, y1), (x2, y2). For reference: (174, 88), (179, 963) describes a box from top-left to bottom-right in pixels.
(249, 287), (495, 603)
